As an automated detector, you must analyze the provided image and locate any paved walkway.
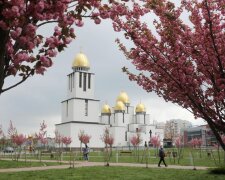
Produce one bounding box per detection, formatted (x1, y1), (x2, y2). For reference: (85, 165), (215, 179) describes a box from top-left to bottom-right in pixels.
(0, 159), (211, 173)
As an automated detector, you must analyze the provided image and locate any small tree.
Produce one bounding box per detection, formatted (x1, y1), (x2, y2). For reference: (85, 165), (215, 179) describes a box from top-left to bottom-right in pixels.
(12, 134), (26, 161)
(150, 136), (160, 157)
(175, 136), (183, 163)
(62, 136), (72, 150)
(35, 120), (48, 162)
(0, 125), (6, 158)
(130, 131), (142, 162)
(54, 130), (63, 162)
(78, 130), (91, 159)
(101, 128), (114, 166)
(7, 120), (17, 160)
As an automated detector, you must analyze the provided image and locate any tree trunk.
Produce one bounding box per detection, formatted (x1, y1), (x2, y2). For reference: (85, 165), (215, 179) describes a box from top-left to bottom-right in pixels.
(205, 117), (225, 151)
(0, 29), (8, 94)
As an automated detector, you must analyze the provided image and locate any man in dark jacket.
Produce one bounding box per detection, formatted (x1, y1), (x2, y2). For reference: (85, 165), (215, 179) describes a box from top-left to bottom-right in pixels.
(158, 145), (167, 167)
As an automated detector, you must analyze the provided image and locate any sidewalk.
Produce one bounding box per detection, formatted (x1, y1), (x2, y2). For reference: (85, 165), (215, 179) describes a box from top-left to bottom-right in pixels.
(0, 160), (210, 173)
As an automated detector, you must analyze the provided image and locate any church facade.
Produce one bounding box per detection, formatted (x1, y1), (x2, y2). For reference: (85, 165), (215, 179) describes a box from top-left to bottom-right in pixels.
(55, 52), (164, 148)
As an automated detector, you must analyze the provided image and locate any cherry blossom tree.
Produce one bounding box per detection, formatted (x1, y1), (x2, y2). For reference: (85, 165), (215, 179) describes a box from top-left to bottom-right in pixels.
(0, 0), (131, 94)
(112, 0), (225, 150)
(175, 136), (183, 163)
(189, 138), (202, 149)
(78, 130), (91, 159)
(12, 134), (26, 147)
(54, 130), (62, 149)
(130, 130), (142, 161)
(35, 120), (48, 148)
(101, 128), (114, 166)
(150, 135), (160, 157)
(62, 136), (72, 149)
(0, 124), (5, 151)
(0, 124), (2, 137)
(35, 120), (48, 162)
(8, 120), (17, 139)
(150, 136), (160, 148)
(12, 133), (26, 161)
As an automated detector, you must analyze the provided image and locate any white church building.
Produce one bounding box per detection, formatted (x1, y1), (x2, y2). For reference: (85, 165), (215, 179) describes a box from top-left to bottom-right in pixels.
(55, 52), (164, 148)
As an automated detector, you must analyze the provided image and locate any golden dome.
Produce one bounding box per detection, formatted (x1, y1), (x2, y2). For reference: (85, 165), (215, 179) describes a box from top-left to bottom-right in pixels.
(135, 103), (146, 113)
(72, 52), (90, 68)
(101, 104), (111, 114)
(114, 101), (125, 111)
(116, 91), (129, 104)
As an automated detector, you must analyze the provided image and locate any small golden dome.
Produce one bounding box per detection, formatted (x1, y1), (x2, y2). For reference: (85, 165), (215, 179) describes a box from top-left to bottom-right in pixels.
(114, 101), (125, 111)
(135, 103), (146, 113)
(101, 104), (111, 114)
(72, 52), (90, 68)
(116, 91), (129, 104)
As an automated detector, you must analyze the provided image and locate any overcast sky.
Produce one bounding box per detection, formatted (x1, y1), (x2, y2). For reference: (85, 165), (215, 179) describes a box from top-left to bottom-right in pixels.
(0, 14), (206, 137)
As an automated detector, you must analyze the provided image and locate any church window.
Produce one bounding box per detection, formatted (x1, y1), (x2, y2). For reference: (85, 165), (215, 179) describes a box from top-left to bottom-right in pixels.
(83, 73), (87, 91)
(88, 73), (91, 89)
(123, 113), (124, 123)
(85, 100), (88, 116)
(72, 73), (74, 88)
(79, 72), (82, 88)
(66, 101), (68, 117)
(125, 131), (127, 141)
(68, 75), (70, 90)
(70, 74), (72, 91)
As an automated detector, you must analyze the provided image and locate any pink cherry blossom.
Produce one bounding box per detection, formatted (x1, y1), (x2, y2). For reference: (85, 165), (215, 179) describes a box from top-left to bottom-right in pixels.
(110, 0), (225, 150)
(150, 136), (160, 148)
(78, 130), (91, 144)
(12, 134), (27, 146)
(189, 138), (202, 148)
(0, 0), (132, 94)
(175, 136), (182, 148)
(101, 128), (114, 146)
(62, 136), (72, 146)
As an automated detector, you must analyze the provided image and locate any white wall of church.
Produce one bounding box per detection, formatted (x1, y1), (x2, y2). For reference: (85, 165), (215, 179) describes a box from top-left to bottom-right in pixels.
(127, 106), (135, 123)
(100, 115), (110, 124)
(109, 127), (127, 146)
(62, 99), (100, 123)
(61, 100), (74, 123)
(56, 123), (109, 148)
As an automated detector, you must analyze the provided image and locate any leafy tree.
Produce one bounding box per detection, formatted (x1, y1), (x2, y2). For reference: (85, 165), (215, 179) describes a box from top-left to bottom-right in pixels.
(112, 0), (225, 150)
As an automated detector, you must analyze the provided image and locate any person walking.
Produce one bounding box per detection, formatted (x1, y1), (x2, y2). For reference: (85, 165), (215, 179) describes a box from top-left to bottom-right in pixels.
(158, 145), (167, 167)
(83, 144), (89, 161)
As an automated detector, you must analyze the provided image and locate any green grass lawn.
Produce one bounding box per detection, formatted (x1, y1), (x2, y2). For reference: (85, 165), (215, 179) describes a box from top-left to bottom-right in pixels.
(0, 166), (224, 180)
(1, 147), (224, 167)
(0, 160), (63, 169)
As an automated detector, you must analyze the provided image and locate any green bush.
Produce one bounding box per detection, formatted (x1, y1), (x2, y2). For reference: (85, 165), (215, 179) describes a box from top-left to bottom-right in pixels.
(209, 167), (225, 175)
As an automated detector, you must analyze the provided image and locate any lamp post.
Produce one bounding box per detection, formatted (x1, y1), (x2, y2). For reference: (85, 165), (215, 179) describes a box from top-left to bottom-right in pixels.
(149, 130), (152, 139)
(149, 130), (152, 147)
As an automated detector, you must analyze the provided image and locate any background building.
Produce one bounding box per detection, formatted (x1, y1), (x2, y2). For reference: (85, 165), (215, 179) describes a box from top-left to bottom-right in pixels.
(183, 125), (216, 147)
(164, 119), (192, 146)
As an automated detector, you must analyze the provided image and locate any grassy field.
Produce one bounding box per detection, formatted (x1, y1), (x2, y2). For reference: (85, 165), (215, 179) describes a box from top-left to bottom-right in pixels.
(0, 166), (224, 180)
(0, 160), (63, 169)
(1, 147), (224, 167)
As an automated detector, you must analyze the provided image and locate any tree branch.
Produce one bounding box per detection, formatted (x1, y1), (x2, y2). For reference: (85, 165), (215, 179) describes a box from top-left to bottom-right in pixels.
(37, 20), (59, 27)
(1, 71), (34, 93)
